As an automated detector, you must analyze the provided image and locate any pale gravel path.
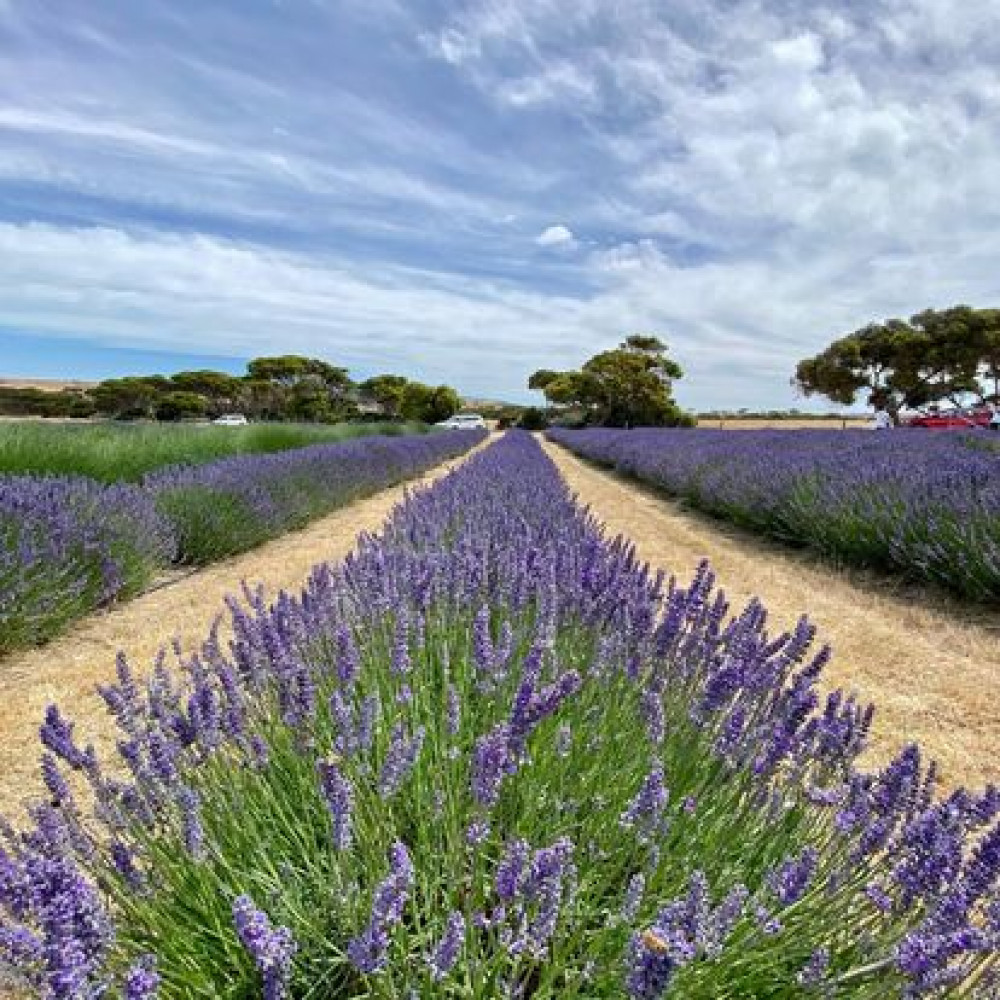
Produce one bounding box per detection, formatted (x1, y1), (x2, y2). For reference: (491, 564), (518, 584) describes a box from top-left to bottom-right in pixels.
(542, 437), (1000, 791)
(0, 442), (489, 822)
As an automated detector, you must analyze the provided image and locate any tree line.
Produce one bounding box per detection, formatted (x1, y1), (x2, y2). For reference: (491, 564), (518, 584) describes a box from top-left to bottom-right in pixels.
(795, 305), (1000, 416)
(0, 356), (462, 424)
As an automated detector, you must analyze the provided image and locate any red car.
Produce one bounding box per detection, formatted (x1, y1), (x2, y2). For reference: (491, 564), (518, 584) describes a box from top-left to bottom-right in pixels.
(905, 410), (993, 429)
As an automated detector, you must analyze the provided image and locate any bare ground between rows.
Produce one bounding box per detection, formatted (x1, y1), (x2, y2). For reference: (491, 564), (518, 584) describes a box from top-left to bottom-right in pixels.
(541, 437), (1000, 792)
(0, 441), (491, 824)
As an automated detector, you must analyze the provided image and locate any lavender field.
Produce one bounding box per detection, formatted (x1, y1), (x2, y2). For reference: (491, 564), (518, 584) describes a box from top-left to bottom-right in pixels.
(2, 433), (996, 998)
(547, 428), (1000, 600)
(0, 429), (483, 653)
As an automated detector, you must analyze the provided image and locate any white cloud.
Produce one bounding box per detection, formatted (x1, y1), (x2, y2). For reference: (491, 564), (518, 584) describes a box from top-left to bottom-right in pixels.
(536, 224), (576, 248)
(3, 1), (1000, 410)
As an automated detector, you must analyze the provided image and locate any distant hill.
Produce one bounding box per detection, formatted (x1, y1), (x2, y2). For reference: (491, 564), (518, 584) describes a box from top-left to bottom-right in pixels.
(460, 397), (520, 411)
(0, 377), (98, 393)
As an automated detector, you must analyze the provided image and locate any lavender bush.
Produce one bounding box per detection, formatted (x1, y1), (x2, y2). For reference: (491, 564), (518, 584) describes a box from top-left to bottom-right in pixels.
(0, 432), (997, 997)
(146, 429), (484, 563)
(0, 476), (174, 653)
(548, 427), (1000, 600)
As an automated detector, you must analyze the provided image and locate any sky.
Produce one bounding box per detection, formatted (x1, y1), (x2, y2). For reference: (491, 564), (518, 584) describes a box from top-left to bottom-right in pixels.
(1, 0), (998, 410)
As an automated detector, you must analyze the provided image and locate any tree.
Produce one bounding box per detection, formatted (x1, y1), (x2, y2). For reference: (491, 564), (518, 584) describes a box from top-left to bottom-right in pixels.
(794, 306), (1000, 415)
(239, 378), (287, 421)
(399, 382), (460, 423)
(286, 382), (335, 422)
(155, 391), (208, 421)
(359, 375), (409, 418)
(90, 377), (170, 419)
(248, 356), (350, 392)
(423, 385), (461, 424)
(527, 370), (561, 393)
(170, 371), (243, 415)
(527, 336), (689, 427)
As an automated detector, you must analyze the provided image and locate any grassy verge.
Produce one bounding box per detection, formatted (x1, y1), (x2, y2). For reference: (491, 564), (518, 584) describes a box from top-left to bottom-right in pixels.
(0, 420), (428, 482)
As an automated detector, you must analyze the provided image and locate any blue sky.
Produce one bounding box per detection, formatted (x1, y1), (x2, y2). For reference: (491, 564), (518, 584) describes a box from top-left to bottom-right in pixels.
(1, 0), (998, 408)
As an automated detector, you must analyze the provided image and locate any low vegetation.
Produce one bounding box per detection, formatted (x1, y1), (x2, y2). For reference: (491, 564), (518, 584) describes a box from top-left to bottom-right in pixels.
(547, 427), (1000, 600)
(2, 434), (995, 998)
(0, 429), (483, 654)
(0, 420), (428, 482)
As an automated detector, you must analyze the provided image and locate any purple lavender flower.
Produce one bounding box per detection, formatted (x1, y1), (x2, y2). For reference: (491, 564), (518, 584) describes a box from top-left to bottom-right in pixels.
(796, 947), (830, 986)
(625, 929), (682, 1000)
(358, 694), (379, 753)
(466, 818), (491, 847)
(232, 895), (296, 1000)
(427, 911), (465, 981)
(446, 684), (461, 736)
(391, 613), (411, 676)
(640, 688), (665, 746)
(622, 873), (646, 922)
(335, 623), (360, 686)
(111, 841), (146, 893)
(496, 839), (530, 902)
(123, 954), (160, 999)
(24, 853), (114, 999)
(378, 724), (425, 798)
(175, 786), (205, 860)
(317, 759), (353, 850)
(346, 922), (390, 975)
(767, 848), (819, 906)
(471, 724), (511, 808)
(348, 842), (415, 975)
(621, 763), (668, 837)
(39, 706), (92, 771)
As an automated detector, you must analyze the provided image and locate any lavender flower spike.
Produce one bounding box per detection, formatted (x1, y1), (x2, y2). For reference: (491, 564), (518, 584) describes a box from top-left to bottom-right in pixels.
(428, 911), (466, 981)
(123, 954), (160, 999)
(317, 758), (353, 850)
(232, 895), (296, 1000)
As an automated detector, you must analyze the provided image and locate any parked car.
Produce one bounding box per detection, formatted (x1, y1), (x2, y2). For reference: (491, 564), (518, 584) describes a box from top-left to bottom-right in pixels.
(435, 413), (487, 430)
(903, 409), (990, 429)
(212, 413), (249, 426)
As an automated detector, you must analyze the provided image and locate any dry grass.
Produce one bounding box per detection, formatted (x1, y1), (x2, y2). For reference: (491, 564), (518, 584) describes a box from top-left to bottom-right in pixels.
(543, 438), (1000, 790)
(696, 417), (870, 429)
(0, 377), (98, 392)
(0, 442), (489, 824)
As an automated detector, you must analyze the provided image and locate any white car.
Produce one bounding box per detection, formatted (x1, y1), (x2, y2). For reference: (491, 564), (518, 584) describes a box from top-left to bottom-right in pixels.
(212, 413), (249, 426)
(436, 413), (487, 430)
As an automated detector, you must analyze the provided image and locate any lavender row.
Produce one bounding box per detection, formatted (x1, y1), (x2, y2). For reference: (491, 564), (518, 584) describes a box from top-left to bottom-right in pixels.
(0, 429), (483, 653)
(144, 428), (485, 563)
(1, 431), (995, 997)
(0, 476), (174, 653)
(548, 427), (1000, 600)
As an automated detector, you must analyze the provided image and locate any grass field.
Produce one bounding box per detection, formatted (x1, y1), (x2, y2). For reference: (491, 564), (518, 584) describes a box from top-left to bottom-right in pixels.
(0, 420), (428, 481)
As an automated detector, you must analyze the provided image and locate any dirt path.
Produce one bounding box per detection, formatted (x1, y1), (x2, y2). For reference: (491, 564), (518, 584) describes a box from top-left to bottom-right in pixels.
(543, 438), (1000, 791)
(0, 444), (486, 821)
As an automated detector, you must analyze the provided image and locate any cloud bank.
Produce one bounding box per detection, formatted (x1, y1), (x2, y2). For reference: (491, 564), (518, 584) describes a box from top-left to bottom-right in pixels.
(1, 0), (998, 407)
